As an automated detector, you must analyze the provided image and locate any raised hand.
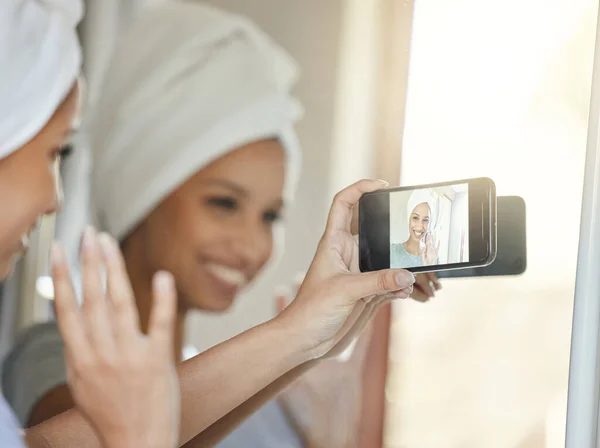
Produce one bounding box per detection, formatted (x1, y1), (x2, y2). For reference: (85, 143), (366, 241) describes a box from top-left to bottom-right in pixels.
(51, 227), (180, 448)
(422, 232), (440, 266)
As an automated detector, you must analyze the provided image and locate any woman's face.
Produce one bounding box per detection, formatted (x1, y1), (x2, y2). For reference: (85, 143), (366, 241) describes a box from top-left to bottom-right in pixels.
(0, 85), (79, 280)
(134, 139), (286, 311)
(408, 202), (431, 243)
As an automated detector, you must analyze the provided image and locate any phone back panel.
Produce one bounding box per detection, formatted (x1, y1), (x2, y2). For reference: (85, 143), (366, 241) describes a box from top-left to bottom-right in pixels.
(437, 196), (526, 278)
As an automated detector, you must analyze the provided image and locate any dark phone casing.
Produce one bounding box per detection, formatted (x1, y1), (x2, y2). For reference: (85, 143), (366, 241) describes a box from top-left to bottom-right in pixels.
(437, 195), (526, 278)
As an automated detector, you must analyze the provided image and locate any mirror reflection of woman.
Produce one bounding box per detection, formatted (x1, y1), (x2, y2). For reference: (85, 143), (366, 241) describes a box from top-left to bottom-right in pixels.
(391, 191), (440, 268)
(0, 1), (422, 446)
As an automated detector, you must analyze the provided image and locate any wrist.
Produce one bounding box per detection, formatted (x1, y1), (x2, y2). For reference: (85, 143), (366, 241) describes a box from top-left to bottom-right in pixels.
(266, 313), (317, 366)
(100, 432), (135, 448)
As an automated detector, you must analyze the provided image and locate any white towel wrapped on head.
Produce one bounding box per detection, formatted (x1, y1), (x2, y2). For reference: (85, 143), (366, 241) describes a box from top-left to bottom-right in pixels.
(0, 0), (83, 159)
(407, 189), (434, 221)
(90, 1), (303, 242)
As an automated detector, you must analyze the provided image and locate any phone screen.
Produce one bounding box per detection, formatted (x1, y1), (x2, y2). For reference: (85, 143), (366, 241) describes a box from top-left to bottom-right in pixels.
(359, 177), (496, 273)
(389, 183), (469, 268)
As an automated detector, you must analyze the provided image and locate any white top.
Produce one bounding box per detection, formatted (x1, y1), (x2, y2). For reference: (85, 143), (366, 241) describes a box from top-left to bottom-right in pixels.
(0, 394), (25, 447)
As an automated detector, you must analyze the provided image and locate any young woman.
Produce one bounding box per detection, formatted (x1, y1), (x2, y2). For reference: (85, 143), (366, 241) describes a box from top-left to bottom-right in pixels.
(391, 190), (440, 268)
(1, 1), (417, 446)
(5, 3), (436, 446)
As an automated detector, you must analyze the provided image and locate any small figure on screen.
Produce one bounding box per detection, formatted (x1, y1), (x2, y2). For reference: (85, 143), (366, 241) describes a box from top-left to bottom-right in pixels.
(391, 190), (440, 268)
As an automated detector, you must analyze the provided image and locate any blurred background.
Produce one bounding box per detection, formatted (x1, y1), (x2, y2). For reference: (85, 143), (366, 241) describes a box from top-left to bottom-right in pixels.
(1, 0), (598, 446)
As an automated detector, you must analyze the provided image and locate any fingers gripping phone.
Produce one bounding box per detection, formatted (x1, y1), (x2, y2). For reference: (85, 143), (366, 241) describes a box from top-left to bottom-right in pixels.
(358, 177), (497, 273)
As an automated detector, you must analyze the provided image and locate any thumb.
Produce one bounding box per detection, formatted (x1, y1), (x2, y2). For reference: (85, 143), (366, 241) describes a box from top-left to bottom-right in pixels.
(348, 269), (415, 299)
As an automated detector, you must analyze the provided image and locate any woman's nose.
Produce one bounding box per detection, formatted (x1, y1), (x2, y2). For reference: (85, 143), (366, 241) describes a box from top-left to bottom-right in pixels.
(43, 169), (63, 216)
(232, 220), (270, 265)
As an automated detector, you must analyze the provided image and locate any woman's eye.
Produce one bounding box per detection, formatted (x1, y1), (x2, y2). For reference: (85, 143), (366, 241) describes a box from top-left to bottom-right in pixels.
(51, 144), (73, 162)
(207, 197), (238, 210)
(59, 144), (73, 158)
(263, 210), (281, 224)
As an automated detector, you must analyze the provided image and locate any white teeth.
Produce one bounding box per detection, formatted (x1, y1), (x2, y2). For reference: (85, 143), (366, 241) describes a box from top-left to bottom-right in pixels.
(206, 263), (247, 288)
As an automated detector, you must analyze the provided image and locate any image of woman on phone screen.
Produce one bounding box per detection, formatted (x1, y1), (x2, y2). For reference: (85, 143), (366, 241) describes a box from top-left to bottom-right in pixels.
(391, 189), (440, 268)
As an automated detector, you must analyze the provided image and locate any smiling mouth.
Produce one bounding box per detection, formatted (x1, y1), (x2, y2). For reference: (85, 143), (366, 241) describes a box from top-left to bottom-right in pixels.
(205, 263), (248, 291)
(412, 230), (424, 239)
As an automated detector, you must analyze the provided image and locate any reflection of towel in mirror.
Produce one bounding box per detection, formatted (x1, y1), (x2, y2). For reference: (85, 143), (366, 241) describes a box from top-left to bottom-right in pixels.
(90, 1), (303, 242)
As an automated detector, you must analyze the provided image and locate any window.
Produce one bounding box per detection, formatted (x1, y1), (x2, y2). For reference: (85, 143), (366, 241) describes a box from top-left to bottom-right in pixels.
(384, 0), (598, 446)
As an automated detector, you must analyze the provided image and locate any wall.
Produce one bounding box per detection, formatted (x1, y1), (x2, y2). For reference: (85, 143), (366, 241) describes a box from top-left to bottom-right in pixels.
(389, 192), (409, 246)
(448, 191), (467, 262)
(187, 0), (346, 351)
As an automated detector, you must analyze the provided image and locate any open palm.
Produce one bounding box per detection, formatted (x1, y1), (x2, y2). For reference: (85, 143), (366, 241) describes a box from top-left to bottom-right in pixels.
(422, 232), (440, 266)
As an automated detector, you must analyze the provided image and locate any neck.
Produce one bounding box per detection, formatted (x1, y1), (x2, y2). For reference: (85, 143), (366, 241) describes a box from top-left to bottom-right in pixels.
(122, 238), (187, 364)
(404, 239), (422, 255)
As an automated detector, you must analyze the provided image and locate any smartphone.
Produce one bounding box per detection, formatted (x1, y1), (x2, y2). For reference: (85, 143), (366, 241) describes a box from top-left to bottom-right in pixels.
(358, 177), (497, 273)
(436, 196), (526, 278)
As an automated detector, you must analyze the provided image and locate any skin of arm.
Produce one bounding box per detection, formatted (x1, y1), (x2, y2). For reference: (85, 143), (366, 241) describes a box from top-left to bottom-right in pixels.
(24, 180), (415, 447)
(25, 317), (314, 447)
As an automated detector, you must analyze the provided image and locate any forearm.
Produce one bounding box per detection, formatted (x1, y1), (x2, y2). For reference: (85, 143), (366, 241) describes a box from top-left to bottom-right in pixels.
(25, 411), (96, 448)
(183, 359), (320, 447)
(176, 318), (310, 444)
(25, 318), (310, 447)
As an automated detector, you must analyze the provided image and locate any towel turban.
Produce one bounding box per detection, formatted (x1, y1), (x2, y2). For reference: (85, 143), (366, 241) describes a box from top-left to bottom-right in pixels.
(90, 1), (303, 242)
